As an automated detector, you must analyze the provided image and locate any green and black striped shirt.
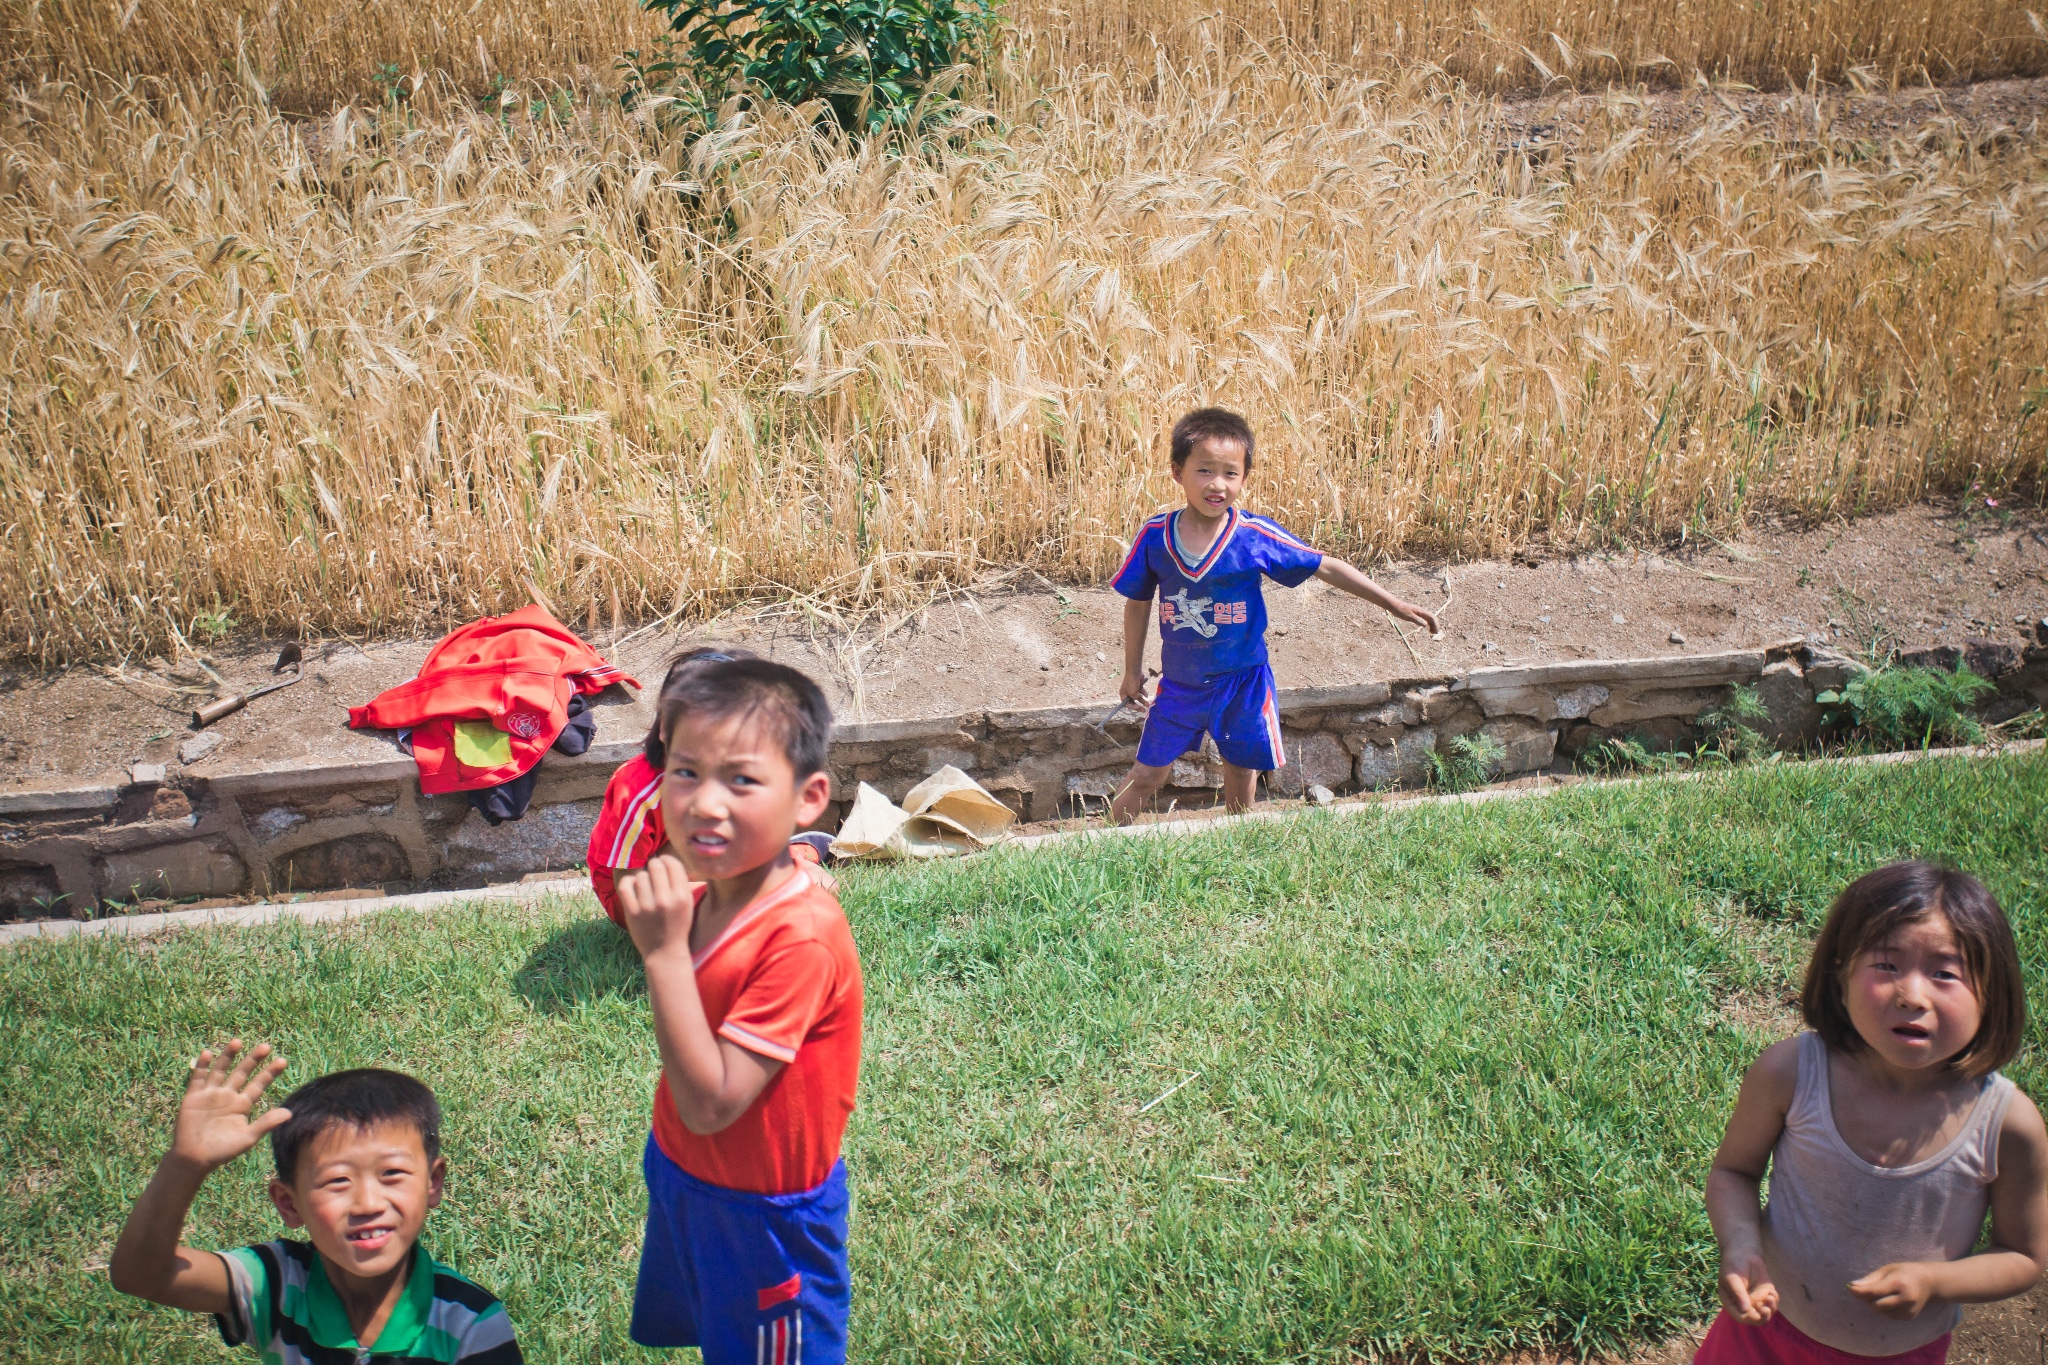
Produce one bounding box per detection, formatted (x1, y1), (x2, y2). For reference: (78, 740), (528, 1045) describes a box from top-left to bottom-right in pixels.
(214, 1239), (521, 1365)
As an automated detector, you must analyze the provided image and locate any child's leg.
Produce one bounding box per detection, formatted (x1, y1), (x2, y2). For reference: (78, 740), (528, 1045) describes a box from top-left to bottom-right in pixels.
(1210, 665), (1284, 813)
(1219, 762), (1258, 813)
(1112, 677), (1209, 825)
(1108, 762), (1173, 825)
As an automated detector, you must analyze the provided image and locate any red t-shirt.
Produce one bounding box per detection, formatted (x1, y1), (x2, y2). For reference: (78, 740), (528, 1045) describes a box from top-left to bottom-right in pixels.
(651, 868), (864, 1195)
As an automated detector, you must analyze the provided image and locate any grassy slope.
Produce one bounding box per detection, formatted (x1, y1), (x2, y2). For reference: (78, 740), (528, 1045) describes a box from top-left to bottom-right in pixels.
(1, 756), (2043, 1363)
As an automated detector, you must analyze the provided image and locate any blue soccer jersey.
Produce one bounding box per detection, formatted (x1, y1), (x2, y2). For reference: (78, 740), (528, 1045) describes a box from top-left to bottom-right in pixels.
(1111, 507), (1324, 685)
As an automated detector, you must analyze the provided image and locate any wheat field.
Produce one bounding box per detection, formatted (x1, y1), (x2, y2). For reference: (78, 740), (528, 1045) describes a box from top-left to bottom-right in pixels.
(6, 0), (2045, 109)
(1, 0), (2046, 660)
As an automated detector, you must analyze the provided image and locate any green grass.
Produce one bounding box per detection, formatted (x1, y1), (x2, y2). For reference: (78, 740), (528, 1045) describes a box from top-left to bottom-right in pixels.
(2, 756), (2044, 1363)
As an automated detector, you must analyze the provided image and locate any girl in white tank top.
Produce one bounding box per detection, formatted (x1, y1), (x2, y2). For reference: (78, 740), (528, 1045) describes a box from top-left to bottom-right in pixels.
(1699, 862), (2048, 1365)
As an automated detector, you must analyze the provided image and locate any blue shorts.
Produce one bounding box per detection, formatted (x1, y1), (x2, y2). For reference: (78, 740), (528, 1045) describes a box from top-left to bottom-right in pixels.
(1136, 663), (1286, 771)
(632, 1135), (850, 1364)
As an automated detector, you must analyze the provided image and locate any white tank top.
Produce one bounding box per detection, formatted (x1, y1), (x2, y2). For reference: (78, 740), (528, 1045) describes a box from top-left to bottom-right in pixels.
(1761, 1031), (2014, 1356)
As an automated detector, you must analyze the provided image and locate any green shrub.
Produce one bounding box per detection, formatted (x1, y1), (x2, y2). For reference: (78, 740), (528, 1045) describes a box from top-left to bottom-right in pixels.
(1816, 664), (1997, 747)
(1695, 684), (1774, 764)
(631, 0), (1000, 131)
(1428, 732), (1506, 793)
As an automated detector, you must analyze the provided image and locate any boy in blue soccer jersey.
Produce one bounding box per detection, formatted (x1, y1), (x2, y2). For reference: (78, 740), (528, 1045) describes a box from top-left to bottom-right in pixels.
(1106, 408), (1441, 824)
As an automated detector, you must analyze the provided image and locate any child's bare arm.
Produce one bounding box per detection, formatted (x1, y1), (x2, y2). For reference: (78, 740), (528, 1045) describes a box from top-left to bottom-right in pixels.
(1120, 596), (1154, 706)
(109, 1041), (292, 1314)
(1851, 1091), (2048, 1318)
(620, 856), (785, 1135)
(1706, 1038), (1798, 1324)
(1312, 558), (1440, 635)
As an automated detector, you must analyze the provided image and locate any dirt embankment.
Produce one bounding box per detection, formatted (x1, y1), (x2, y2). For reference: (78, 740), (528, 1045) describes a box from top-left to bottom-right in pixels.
(1, 502), (2042, 794)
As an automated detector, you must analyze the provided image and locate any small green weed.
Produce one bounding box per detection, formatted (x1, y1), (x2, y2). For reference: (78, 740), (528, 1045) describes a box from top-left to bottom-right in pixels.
(1816, 664), (1997, 747)
(1428, 732), (1505, 792)
(1696, 685), (1774, 764)
(1586, 735), (1691, 775)
(1587, 686), (1775, 774)
(1991, 708), (2047, 741)
(187, 609), (235, 643)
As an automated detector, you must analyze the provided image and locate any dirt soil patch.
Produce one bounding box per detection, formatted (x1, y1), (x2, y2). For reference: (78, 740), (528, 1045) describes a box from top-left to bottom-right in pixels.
(0, 502), (2042, 794)
(1497, 74), (2048, 150)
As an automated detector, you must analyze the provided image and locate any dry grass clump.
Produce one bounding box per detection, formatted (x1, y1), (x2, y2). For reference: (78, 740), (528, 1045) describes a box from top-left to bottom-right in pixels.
(1028, 0), (2048, 94)
(0, 0), (668, 111)
(3, 58), (2043, 662)
(5, 0), (2045, 108)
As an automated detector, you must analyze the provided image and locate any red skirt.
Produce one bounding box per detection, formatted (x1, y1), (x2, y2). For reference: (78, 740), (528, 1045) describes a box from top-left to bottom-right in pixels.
(1695, 1310), (1950, 1365)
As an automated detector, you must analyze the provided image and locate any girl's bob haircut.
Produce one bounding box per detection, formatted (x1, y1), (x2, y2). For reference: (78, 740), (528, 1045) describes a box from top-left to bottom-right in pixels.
(1800, 861), (2024, 1078)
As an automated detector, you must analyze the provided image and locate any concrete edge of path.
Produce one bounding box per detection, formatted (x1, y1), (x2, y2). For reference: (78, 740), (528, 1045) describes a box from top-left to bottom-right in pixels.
(5, 738), (2040, 948)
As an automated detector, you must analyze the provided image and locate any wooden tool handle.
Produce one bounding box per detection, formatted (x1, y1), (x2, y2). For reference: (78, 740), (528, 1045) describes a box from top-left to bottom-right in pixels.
(191, 694), (248, 728)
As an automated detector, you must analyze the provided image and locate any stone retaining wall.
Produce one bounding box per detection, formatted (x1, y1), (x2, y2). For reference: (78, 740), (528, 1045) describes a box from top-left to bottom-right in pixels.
(5, 640), (2043, 916)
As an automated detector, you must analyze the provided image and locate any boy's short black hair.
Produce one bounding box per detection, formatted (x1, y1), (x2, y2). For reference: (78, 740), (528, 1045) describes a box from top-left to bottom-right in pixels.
(271, 1069), (442, 1184)
(653, 656), (834, 779)
(643, 647), (757, 768)
(1171, 408), (1255, 472)
(1801, 861), (2024, 1079)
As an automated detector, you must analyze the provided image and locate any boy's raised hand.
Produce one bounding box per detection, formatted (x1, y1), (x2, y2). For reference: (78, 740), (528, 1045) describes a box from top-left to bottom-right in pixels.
(171, 1040), (290, 1173)
(618, 853), (700, 960)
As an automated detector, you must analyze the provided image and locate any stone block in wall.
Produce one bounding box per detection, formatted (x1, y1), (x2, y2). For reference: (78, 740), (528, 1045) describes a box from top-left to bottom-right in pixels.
(1356, 727), (1436, 790)
(1897, 645), (1963, 671)
(0, 860), (62, 917)
(1268, 731), (1353, 798)
(885, 745), (978, 776)
(269, 835), (411, 893)
(1275, 682), (1392, 713)
(442, 800), (603, 881)
(1480, 719), (1556, 774)
(1963, 637), (2022, 678)
(1466, 683), (1611, 723)
(1755, 659), (1821, 747)
(103, 841), (248, 901)
(248, 782), (402, 821)
(1169, 757), (1223, 788)
(1590, 685), (1738, 727)
(1460, 651), (1765, 692)
(1342, 703), (1418, 744)
(1801, 647), (1868, 694)
(980, 759), (1069, 823)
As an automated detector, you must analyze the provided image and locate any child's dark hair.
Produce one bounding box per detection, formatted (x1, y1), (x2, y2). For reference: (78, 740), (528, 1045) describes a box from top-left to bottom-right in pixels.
(271, 1069), (442, 1183)
(1171, 408), (1255, 472)
(643, 647), (756, 768)
(650, 654), (833, 779)
(1801, 861), (2024, 1078)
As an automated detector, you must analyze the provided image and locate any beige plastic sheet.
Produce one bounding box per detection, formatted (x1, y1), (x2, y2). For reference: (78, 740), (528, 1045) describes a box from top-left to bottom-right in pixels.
(830, 767), (1018, 861)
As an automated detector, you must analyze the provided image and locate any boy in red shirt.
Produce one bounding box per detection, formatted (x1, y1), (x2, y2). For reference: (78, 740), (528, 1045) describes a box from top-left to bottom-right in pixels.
(587, 648), (831, 926)
(614, 656), (861, 1365)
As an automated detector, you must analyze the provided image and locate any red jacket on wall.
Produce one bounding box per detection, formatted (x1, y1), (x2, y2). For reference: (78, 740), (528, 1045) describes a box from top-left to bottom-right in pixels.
(347, 605), (638, 794)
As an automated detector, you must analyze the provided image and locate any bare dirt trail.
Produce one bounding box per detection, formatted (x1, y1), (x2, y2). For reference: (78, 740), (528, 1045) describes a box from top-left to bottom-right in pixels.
(1496, 73), (2048, 149)
(1, 501), (2042, 793)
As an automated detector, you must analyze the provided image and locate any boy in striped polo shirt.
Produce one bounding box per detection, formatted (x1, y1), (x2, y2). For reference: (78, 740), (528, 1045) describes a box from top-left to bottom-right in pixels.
(111, 1047), (520, 1364)
(1107, 407), (1441, 823)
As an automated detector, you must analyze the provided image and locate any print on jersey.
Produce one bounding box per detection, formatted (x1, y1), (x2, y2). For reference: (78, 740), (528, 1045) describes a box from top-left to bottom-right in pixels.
(1165, 588), (1218, 638)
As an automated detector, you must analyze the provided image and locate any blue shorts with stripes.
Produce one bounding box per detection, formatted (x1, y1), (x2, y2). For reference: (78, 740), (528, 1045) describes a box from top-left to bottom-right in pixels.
(1135, 663), (1286, 772)
(631, 1135), (849, 1365)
